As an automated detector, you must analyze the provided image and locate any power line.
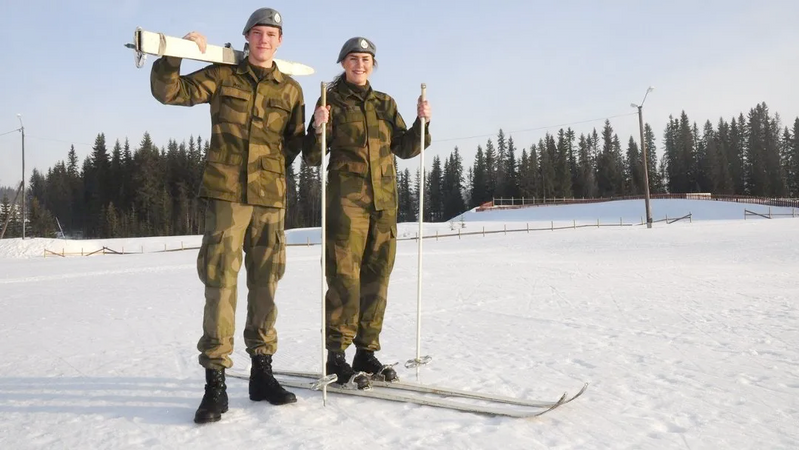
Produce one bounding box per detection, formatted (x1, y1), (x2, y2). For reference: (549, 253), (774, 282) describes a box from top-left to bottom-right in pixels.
(0, 129), (20, 137)
(28, 135), (93, 146)
(5, 110), (640, 150)
(433, 112), (639, 143)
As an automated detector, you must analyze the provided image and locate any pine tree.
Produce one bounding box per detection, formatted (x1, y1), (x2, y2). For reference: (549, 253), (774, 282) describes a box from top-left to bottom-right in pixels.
(1, 193), (16, 238)
(596, 121), (623, 197)
(495, 130), (507, 199)
(518, 149), (532, 199)
(714, 119), (734, 194)
(104, 202), (120, 237)
(695, 122), (710, 192)
(285, 159), (300, 228)
(398, 167), (415, 222)
(746, 104), (769, 196)
(643, 124), (663, 193)
(529, 141), (542, 199)
(426, 156), (443, 221)
(442, 148), (466, 220)
(766, 111), (787, 197)
(729, 115), (747, 194)
(555, 129), (573, 198)
(539, 135), (556, 199)
(789, 119), (799, 196)
(484, 139), (497, 200)
(27, 197), (55, 238)
(626, 137), (643, 194)
(470, 145), (488, 207)
(67, 145), (79, 179)
(575, 133), (596, 198)
(297, 158), (318, 227)
(505, 136), (519, 198)
(133, 132), (161, 234)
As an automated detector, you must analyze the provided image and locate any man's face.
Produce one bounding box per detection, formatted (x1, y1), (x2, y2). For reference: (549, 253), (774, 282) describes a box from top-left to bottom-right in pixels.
(246, 25), (282, 65)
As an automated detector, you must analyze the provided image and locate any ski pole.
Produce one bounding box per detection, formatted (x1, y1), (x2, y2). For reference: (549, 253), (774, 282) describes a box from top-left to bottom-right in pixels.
(406, 83), (432, 381)
(320, 82), (330, 405)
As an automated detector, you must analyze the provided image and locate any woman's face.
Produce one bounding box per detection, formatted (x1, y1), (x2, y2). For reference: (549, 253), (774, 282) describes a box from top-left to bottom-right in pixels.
(341, 53), (374, 86)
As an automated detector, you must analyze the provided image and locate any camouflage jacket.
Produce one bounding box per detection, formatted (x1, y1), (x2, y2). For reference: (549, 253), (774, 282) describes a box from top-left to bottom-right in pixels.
(151, 56), (306, 208)
(304, 80), (431, 211)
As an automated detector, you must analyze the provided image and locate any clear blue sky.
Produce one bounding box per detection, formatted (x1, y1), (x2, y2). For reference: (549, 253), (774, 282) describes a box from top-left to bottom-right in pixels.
(1, 0), (798, 188)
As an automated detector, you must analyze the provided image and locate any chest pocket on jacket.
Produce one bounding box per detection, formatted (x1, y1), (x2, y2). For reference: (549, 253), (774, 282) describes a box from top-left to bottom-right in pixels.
(375, 109), (395, 151)
(265, 98), (292, 135)
(333, 108), (367, 148)
(217, 85), (252, 125)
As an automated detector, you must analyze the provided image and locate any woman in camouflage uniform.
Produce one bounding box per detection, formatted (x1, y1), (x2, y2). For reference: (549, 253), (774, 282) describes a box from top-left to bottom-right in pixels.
(304, 37), (432, 389)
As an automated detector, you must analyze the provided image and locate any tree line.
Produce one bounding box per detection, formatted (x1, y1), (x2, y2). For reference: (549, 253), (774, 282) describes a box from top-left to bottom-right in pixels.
(1, 101), (797, 239)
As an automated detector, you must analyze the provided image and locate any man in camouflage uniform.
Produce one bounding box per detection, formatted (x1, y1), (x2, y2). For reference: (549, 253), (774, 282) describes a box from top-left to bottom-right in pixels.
(150, 7), (305, 423)
(305, 37), (432, 389)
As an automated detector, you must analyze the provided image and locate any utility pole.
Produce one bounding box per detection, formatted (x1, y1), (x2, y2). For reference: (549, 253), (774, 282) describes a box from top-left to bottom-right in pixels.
(17, 114), (25, 239)
(631, 87), (654, 229)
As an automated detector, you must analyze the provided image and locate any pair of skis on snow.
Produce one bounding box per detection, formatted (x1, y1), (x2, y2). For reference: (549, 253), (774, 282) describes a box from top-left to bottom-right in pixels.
(227, 369), (588, 419)
(126, 27), (588, 418)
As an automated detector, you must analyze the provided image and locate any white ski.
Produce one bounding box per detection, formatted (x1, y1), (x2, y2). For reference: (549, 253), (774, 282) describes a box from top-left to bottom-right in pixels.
(124, 27), (314, 76)
(226, 371), (569, 418)
(272, 370), (587, 408)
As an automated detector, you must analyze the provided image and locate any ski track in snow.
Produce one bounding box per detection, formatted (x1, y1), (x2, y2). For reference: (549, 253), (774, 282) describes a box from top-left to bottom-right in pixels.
(1, 201), (798, 449)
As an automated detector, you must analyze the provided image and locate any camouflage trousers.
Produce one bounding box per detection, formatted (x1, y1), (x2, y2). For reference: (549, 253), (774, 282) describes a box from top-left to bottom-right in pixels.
(196, 199), (286, 369)
(325, 172), (397, 352)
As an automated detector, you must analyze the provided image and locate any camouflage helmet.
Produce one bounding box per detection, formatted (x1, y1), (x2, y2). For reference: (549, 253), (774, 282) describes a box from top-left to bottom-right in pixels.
(336, 37), (376, 63)
(242, 8), (283, 35)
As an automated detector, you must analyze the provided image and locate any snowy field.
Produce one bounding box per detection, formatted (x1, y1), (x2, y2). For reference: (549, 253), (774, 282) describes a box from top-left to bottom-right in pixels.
(1, 199), (798, 449)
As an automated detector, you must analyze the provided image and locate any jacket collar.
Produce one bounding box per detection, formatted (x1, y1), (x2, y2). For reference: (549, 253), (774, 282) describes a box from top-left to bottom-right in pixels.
(235, 59), (284, 84)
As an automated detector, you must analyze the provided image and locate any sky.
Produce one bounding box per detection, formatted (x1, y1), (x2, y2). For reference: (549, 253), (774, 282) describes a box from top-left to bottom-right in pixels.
(1, 0), (798, 188)
(1, 201), (798, 448)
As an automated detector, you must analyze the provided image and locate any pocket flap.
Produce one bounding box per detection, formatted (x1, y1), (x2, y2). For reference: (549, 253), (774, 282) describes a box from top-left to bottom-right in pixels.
(261, 156), (284, 174)
(266, 97), (292, 112)
(329, 159), (367, 175)
(219, 85), (251, 101)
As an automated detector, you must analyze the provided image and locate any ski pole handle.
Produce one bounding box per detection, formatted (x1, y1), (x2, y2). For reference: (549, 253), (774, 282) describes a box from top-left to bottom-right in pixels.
(321, 83), (327, 112)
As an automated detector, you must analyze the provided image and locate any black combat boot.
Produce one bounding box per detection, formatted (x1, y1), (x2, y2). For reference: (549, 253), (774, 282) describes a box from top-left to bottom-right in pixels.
(249, 354), (297, 405)
(194, 368), (228, 424)
(352, 348), (399, 382)
(327, 351), (370, 389)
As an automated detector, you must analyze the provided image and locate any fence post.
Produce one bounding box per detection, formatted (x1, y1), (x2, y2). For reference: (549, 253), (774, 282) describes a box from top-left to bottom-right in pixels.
(141, 245), (144, 253)
(458, 228), (461, 240)
(436, 230), (439, 241)
(573, 219), (576, 229)
(504, 224), (506, 235)
(482, 226), (485, 237)
(551, 221), (554, 231)
(769, 207), (772, 219)
(122, 246), (124, 254)
(596, 218), (599, 228)
(526, 223), (529, 233)
(689, 212), (692, 223)
(181, 241), (184, 250)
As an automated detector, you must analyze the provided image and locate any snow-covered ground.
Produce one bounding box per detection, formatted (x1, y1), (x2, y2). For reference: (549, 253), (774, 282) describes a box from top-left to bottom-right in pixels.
(1, 199), (797, 449)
